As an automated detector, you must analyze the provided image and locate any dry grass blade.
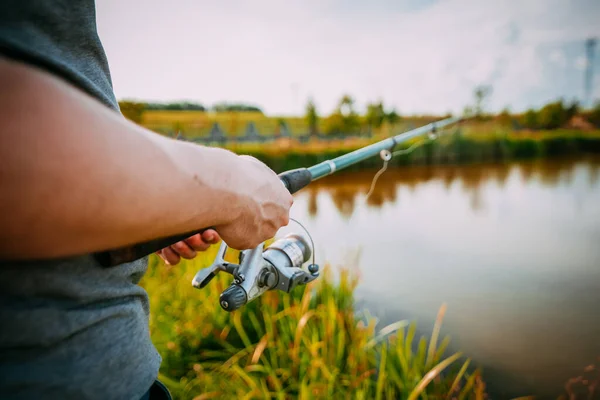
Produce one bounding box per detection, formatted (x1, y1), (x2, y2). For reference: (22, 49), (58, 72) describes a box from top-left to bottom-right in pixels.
(293, 310), (316, 363)
(427, 303), (447, 367)
(366, 320), (409, 349)
(144, 255), (494, 399)
(408, 352), (463, 400)
(251, 335), (269, 365)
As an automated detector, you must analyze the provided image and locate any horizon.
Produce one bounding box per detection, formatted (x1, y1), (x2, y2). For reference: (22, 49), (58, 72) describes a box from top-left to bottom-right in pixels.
(96, 0), (600, 117)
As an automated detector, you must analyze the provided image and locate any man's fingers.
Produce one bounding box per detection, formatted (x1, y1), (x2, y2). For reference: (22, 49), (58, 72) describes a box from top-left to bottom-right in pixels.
(184, 234), (210, 252)
(170, 240), (197, 259)
(201, 229), (220, 244)
(157, 231), (221, 266)
(160, 247), (180, 265)
(183, 230), (220, 252)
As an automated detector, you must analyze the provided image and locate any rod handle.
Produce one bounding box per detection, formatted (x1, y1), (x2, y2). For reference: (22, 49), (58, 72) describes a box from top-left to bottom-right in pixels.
(93, 228), (213, 267)
(278, 168), (312, 194)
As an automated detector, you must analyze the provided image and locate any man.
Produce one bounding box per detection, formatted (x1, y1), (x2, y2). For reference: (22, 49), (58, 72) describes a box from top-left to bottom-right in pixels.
(0, 1), (293, 399)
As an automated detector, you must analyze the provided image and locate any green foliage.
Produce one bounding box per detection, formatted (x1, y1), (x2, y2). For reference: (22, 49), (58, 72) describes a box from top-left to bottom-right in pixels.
(366, 102), (386, 128)
(145, 102), (206, 111)
(519, 99), (580, 130)
(213, 102), (263, 113)
(141, 252), (486, 399)
(538, 100), (568, 129)
(522, 108), (539, 129)
(387, 108), (401, 125)
(585, 101), (600, 127)
(325, 94), (361, 135)
(305, 99), (318, 135)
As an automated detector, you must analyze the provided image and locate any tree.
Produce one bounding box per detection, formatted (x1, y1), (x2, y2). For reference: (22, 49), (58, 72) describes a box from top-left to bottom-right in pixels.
(325, 94), (360, 135)
(365, 101), (386, 128)
(473, 85), (493, 119)
(587, 101), (600, 127)
(537, 100), (567, 129)
(339, 94), (355, 117)
(522, 108), (539, 129)
(565, 100), (580, 120)
(386, 108), (400, 125)
(305, 98), (318, 135)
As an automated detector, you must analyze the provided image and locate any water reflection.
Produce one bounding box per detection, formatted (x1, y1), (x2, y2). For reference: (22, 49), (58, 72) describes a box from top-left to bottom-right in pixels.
(285, 155), (600, 399)
(303, 156), (600, 217)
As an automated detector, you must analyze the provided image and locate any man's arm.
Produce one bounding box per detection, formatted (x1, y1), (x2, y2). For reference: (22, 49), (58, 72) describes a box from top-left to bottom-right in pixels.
(0, 56), (292, 260)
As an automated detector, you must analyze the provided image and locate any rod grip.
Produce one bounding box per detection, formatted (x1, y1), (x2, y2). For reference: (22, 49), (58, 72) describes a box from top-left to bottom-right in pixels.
(93, 228), (211, 267)
(278, 168), (312, 194)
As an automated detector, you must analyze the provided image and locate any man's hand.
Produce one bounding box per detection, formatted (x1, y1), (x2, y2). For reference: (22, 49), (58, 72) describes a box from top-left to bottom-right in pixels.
(213, 155), (293, 249)
(156, 229), (220, 265)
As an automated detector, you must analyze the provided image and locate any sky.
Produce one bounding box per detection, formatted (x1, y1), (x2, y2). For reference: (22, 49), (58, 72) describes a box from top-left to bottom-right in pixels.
(95, 0), (600, 116)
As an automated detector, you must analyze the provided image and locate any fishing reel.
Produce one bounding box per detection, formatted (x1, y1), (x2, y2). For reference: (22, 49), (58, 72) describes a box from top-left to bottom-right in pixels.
(191, 233), (320, 312)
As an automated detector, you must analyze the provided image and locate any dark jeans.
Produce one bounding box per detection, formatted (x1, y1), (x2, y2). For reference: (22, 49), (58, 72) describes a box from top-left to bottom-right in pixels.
(140, 380), (172, 400)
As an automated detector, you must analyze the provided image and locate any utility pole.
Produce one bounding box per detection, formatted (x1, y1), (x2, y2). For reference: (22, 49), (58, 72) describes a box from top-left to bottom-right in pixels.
(585, 37), (597, 108)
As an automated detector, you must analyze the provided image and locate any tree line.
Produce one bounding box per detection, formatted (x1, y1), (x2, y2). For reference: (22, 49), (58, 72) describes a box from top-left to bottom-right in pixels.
(117, 100), (263, 123)
(305, 95), (402, 135)
(118, 87), (600, 133)
(463, 85), (600, 130)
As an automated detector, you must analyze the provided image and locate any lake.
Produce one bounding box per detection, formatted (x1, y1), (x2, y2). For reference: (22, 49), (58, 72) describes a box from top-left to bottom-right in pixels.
(280, 155), (600, 399)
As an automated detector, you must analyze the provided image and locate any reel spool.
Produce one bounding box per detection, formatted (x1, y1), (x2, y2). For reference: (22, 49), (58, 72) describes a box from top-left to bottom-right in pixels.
(192, 233), (319, 312)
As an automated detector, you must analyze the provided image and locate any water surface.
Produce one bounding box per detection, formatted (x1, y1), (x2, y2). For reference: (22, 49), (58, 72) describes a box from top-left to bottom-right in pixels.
(281, 156), (600, 398)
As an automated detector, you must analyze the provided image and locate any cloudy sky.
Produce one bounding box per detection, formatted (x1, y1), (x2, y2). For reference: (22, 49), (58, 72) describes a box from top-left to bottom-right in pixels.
(95, 0), (600, 116)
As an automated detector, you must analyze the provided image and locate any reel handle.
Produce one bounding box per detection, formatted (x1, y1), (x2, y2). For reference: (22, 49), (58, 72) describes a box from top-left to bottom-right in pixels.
(93, 169), (312, 268)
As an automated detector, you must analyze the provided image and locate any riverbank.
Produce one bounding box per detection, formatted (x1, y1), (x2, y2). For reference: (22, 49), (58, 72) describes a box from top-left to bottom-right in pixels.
(212, 129), (600, 172)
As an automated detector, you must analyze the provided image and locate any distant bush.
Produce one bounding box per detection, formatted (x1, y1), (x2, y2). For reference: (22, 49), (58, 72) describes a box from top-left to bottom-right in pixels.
(584, 101), (600, 127)
(145, 102), (206, 111)
(213, 103), (263, 113)
(519, 99), (579, 130)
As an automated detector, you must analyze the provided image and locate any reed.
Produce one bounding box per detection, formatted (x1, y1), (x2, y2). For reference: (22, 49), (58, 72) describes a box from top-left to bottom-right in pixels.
(140, 248), (486, 399)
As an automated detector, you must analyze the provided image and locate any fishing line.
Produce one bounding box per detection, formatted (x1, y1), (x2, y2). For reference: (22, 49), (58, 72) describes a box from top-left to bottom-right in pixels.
(364, 132), (442, 202)
(289, 217), (316, 267)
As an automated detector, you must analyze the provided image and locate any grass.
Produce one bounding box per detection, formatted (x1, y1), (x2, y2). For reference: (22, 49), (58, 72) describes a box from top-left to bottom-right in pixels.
(140, 246), (487, 399)
(206, 127), (600, 173)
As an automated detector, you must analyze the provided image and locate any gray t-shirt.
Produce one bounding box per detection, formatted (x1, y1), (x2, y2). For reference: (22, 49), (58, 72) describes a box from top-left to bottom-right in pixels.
(0, 1), (161, 399)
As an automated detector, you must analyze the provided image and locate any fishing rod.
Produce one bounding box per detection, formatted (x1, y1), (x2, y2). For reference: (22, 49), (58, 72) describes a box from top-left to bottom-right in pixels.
(93, 116), (463, 311)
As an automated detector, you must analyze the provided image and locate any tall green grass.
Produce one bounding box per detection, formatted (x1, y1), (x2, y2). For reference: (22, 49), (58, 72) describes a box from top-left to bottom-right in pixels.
(140, 246), (486, 399)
